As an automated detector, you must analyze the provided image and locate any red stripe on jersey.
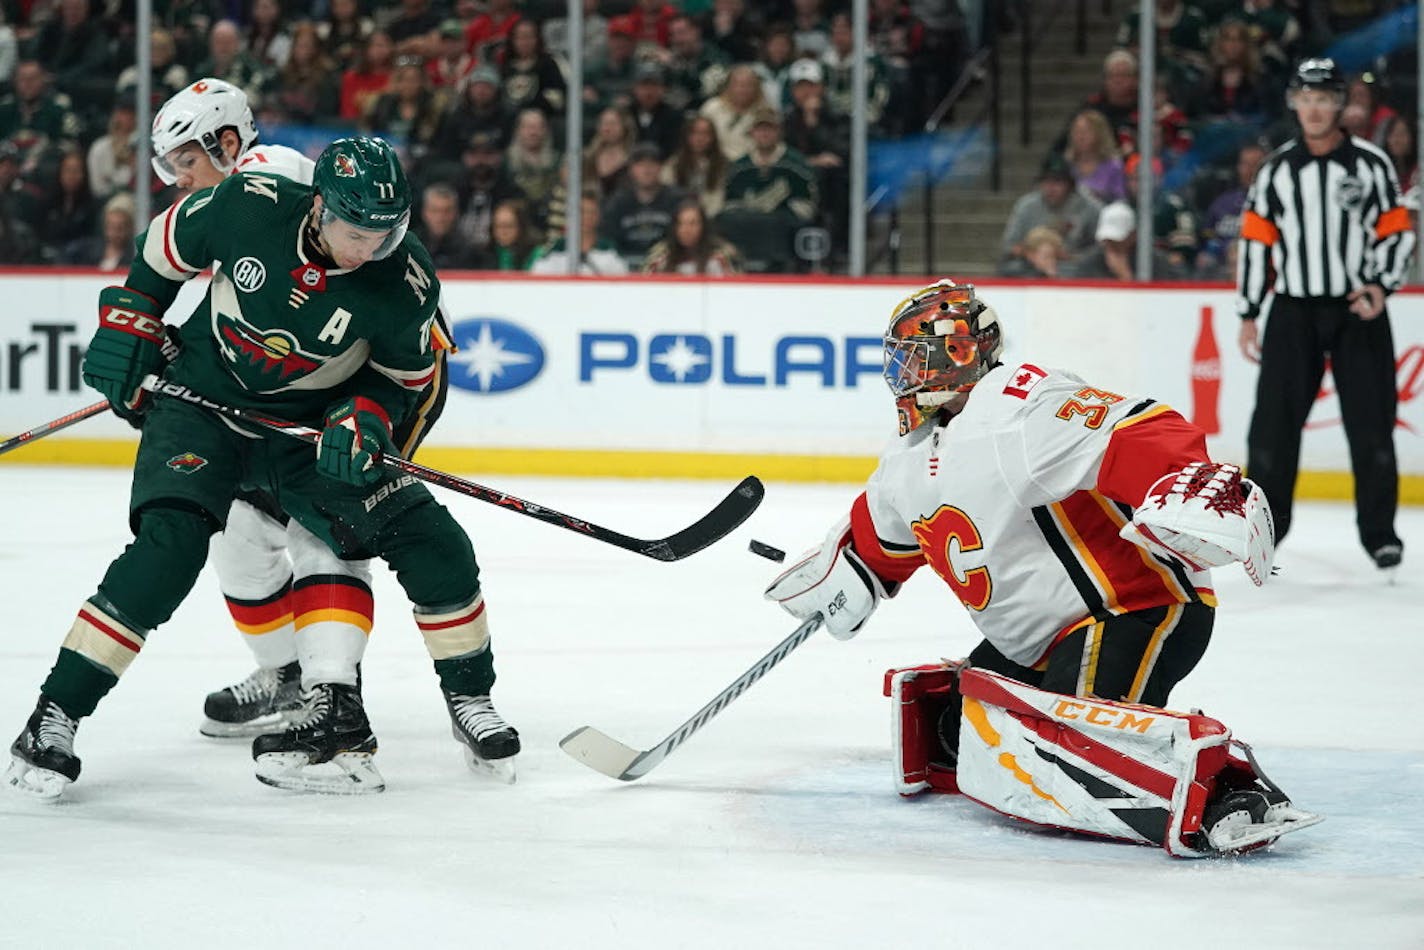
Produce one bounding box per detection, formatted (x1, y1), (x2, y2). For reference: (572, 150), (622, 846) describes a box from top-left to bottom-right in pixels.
(416, 600), (487, 631)
(960, 670), (1179, 801)
(1055, 490), (1190, 614)
(850, 493), (925, 584)
(1096, 408), (1209, 507)
(78, 608), (142, 653)
(401, 366), (437, 390)
(161, 201), (192, 275)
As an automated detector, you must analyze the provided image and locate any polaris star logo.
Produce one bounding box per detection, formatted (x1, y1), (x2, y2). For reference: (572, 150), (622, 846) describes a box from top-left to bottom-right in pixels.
(446, 318), (545, 394)
(233, 257), (266, 293)
(166, 452), (208, 474)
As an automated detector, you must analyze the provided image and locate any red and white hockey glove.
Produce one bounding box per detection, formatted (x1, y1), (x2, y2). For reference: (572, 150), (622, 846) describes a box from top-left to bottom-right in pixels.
(1119, 462), (1276, 586)
(82, 286), (167, 426)
(765, 516), (897, 640)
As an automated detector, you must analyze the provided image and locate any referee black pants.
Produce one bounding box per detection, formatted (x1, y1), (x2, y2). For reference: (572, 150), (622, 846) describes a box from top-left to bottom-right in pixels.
(1247, 295), (1401, 554)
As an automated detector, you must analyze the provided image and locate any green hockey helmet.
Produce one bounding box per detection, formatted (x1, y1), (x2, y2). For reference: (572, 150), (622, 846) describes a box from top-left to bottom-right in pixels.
(312, 136), (411, 260)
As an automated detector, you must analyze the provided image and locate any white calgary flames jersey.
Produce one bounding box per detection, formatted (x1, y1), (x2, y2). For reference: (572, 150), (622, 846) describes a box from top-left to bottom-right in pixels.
(852, 362), (1214, 666)
(232, 144), (314, 185)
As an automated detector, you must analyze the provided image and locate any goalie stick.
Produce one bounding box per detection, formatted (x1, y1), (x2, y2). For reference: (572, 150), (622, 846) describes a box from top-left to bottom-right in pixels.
(141, 376), (763, 561)
(560, 614), (823, 781)
(0, 400), (110, 458)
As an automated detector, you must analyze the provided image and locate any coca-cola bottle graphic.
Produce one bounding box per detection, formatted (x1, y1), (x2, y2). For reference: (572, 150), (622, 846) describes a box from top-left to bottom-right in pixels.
(1190, 305), (1221, 435)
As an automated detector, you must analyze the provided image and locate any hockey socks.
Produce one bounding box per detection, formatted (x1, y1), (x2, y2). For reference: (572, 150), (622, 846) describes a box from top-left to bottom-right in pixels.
(43, 597), (149, 719)
(416, 594), (496, 696)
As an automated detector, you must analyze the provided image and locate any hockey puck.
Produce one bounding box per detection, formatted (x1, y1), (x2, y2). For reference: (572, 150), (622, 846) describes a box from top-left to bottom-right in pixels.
(749, 539), (786, 563)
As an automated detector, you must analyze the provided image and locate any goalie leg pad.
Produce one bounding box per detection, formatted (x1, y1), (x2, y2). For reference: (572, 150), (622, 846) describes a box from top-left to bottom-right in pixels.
(954, 669), (1242, 857)
(883, 662), (965, 796)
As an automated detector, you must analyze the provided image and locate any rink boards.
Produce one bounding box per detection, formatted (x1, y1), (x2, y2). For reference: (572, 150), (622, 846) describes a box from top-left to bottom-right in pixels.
(1, 271), (1421, 500)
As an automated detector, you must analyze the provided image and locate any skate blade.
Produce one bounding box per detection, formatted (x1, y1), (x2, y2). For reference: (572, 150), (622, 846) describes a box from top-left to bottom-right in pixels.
(254, 751), (385, 795)
(4, 755), (71, 802)
(200, 709), (300, 739)
(459, 743), (516, 784)
(1208, 808), (1324, 853)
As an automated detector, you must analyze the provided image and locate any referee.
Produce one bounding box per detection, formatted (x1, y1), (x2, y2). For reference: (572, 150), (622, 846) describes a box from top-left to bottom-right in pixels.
(1236, 58), (1415, 571)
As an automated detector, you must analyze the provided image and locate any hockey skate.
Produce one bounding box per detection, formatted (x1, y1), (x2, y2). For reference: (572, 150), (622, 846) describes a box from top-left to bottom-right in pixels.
(1198, 747), (1323, 855)
(201, 661), (304, 738)
(251, 683), (384, 794)
(444, 691), (520, 784)
(5, 695), (81, 801)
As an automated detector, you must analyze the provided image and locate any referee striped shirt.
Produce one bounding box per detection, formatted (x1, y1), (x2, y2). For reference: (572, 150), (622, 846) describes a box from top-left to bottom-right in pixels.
(1236, 134), (1415, 318)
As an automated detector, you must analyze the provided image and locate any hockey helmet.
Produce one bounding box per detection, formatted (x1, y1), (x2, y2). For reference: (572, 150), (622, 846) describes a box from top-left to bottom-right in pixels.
(1286, 58), (1345, 111)
(312, 136), (411, 261)
(151, 78), (259, 184)
(883, 280), (1003, 436)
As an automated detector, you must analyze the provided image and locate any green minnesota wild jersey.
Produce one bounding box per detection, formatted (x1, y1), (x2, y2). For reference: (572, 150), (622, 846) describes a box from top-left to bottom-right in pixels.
(125, 173), (441, 427)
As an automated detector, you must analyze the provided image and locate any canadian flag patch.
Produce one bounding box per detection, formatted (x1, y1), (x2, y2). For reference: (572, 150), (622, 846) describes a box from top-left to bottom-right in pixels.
(1002, 363), (1048, 400)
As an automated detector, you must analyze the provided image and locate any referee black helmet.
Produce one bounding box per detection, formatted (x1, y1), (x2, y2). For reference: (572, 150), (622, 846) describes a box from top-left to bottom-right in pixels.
(1288, 58), (1346, 99)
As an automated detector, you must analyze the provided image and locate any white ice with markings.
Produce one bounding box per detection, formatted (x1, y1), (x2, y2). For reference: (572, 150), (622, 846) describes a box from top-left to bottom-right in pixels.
(0, 467), (1419, 949)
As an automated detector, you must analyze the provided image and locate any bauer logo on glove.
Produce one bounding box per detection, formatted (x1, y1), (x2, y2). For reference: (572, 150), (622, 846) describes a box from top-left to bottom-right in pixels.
(1119, 462), (1276, 586)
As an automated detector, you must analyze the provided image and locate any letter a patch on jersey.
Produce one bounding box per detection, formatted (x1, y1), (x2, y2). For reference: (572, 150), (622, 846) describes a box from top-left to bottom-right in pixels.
(1003, 363), (1048, 400)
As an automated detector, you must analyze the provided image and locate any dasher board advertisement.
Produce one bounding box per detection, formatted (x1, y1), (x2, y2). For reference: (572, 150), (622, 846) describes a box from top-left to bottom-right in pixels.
(0, 273), (1421, 480)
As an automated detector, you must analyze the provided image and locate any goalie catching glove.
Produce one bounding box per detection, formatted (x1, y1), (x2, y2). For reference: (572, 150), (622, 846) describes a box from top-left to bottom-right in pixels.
(765, 517), (898, 640)
(1119, 462), (1275, 586)
(82, 287), (168, 425)
(316, 397), (395, 486)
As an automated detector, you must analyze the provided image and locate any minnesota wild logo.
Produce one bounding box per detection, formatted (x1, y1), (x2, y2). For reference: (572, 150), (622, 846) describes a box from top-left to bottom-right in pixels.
(216, 309), (323, 384)
(334, 153), (358, 177)
(166, 452), (208, 474)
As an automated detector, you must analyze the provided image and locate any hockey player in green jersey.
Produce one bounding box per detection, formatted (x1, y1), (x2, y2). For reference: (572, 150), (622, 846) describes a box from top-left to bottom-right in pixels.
(5, 137), (519, 798)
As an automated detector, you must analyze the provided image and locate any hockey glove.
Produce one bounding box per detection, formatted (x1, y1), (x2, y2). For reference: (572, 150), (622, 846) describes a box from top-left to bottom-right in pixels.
(764, 516), (897, 640)
(81, 287), (167, 425)
(1119, 462), (1276, 586)
(316, 397), (395, 486)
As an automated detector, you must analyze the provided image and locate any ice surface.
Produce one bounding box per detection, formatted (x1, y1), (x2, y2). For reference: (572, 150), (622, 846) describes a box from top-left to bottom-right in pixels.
(0, 467), (1420, 949)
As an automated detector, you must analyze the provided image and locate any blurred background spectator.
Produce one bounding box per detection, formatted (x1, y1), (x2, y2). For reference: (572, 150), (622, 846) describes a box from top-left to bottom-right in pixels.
(998, 155), (1101, 274)
(532, 191), (630, 274)
(643, 196), (739, 274)
(489, 197), (546, 270)
(600, 140), (680, 268)
(661, 114), (729, 216)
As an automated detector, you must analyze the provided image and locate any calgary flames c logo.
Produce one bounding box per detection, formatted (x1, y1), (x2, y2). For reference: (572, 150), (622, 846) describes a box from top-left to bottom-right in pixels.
(911, 505), (993, 611)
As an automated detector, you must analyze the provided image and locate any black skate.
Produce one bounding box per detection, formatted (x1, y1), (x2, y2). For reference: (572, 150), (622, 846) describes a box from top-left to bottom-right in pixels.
(444, 692), (520, 784)
(251, 683), (383, 794)
(1199, 745), (1323, 854)
(201, 660), (304, 738)
(6, 695), (81, 801)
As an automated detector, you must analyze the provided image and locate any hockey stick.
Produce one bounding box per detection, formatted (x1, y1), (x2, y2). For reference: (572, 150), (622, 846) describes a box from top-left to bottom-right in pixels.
(141, 375), (763, 561)
(560, 614), (823, 781)
(0, 400), (110, 458)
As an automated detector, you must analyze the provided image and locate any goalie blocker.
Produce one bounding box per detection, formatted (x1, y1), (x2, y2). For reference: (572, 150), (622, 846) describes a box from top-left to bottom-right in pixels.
(884, 663), (1322, 857)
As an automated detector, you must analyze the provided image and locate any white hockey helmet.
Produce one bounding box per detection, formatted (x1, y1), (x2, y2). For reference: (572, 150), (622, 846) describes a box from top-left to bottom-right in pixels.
(151, 78), (259, 184)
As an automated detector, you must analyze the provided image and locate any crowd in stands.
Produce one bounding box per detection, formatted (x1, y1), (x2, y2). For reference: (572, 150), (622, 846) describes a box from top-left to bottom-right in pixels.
(0, 0), (982, 274)
(999, 0), (1419, 282)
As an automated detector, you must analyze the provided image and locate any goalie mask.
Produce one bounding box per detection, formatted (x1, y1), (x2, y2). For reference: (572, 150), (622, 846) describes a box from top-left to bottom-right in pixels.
(883, 280), (1003, 436)
(312, 136), (412, 261)
(151, 78), (259, 185)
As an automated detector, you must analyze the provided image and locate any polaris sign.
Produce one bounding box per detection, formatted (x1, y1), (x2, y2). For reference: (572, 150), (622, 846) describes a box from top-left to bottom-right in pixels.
(446, 317), (545, 394)
(580, 333), (884, 387)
